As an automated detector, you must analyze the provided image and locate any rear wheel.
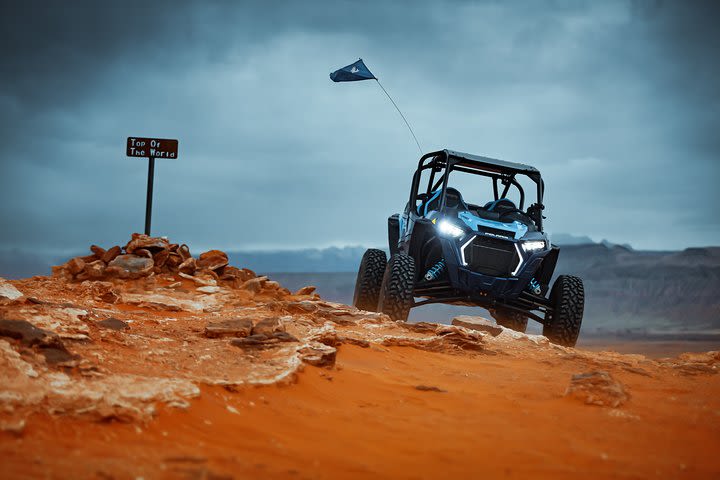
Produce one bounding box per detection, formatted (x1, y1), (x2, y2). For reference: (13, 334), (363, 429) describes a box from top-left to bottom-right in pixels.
(378, 253), (416, 321)
(353, 249), (387, 312)
(543, 275), (584, 347)
(491, 309), (528, 333)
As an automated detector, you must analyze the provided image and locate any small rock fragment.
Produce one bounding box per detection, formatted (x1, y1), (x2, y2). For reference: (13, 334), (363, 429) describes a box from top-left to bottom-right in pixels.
(252, 317), (285, 336)
(106, 255), (154, 279)
(197, 250), (229, 271)
(452, 316), (503, 336)
(101, 245), (122, 263)
(41, 346), (77, 365)
(273, 331), (299, 342)
(133, 248), (153, 258)
(294, 286), (316, 296)
(219, 266), (242, 280)
(230, 334), (268, 347)
(565, 371), (629, 407)
(96, 317), (130, 331)
(204, 319), (253, 338)
(196, 285), (220, 294)
(124, 233), (170, 254)
(178, 272), (216, 286)
(0, 278), (24, 301)
(298, 342), (337, 367)
(177, 244), (192, 261)
(84, 260), (107, 279)
(66, 257), (86, 275)
(165, 252), (184, 269)
(100, 290), (120, 304)
(0, 319), (57, 346)
(0, 418), (26, 436)
(230, 331), (299, 348)
(286, 300), (319, 313)
(414, 385), (447, 393)
(178, 257), (197, 274)
(241, 276), (267, 293)
(312, 328), (340, 347)
(153, 250), (170, 269)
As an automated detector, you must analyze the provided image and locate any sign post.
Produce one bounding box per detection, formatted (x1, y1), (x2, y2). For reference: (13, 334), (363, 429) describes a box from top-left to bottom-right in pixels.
(126, 137), (179, 236)
(145, 156), (155, 235)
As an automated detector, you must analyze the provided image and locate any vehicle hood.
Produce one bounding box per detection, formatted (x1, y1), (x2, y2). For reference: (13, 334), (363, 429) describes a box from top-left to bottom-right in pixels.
(456, 210), (529, 240)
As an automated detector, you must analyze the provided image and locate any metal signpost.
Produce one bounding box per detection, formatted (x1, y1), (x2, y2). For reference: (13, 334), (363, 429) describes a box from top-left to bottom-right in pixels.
(126, 137), (179, 235)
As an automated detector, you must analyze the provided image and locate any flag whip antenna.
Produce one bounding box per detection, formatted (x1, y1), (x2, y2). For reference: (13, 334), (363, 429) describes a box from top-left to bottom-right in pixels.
(330, 58), (423, 154)
(374, 79), (422, 154)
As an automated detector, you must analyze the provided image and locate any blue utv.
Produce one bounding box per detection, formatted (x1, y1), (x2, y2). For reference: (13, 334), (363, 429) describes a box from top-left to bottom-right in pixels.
(353, 149), (585, 346)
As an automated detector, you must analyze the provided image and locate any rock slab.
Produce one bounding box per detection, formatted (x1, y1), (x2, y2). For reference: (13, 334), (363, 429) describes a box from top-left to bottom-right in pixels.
(204, 319), (254, 338)
(452, 316), (503, 336)
(0, 278), (24, 301)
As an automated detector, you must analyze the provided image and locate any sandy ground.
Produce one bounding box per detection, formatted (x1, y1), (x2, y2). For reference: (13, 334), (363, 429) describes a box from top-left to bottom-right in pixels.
(3, 341), (719, 479)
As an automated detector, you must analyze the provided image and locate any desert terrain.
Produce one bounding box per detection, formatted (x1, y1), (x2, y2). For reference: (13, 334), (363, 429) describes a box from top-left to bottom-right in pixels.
(1, 234), (719, 479)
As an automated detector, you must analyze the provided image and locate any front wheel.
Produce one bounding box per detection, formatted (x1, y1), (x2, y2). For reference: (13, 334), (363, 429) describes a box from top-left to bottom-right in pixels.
(378, 253), (416, 321)
(543, 275), (584, 347)
(353, 249), (387, 312)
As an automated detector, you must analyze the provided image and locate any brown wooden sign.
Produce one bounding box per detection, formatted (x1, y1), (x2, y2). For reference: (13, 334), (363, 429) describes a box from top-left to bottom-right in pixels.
(126, 137), (178, 159)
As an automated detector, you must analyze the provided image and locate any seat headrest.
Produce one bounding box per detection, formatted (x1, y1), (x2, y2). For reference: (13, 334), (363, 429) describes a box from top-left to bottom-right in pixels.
(484, 198), (516, 211)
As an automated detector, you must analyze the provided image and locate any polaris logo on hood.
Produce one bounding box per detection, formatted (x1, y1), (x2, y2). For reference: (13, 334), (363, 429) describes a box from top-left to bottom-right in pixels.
(482, 231), (512, 240)
(479, 227), (515, 240)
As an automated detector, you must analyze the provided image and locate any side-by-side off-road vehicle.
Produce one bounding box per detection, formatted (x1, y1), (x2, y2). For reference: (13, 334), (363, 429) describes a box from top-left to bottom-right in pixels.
(353, 149), (585, 346)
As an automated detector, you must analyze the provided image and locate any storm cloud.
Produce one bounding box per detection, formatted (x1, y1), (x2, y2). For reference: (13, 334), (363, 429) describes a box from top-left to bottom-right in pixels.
(1, 0), (718, 252)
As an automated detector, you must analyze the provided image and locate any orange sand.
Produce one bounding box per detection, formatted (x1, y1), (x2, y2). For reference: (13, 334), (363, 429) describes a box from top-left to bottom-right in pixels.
(3, 343), (719, 479)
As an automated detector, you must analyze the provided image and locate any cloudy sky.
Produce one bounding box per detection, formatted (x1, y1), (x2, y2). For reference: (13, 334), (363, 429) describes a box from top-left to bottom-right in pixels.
(0, 0), (718, 253)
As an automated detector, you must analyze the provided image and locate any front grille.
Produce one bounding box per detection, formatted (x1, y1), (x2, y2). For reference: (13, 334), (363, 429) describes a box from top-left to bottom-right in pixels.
(462, 235), (520, 277)
(478, 226), (515, 239)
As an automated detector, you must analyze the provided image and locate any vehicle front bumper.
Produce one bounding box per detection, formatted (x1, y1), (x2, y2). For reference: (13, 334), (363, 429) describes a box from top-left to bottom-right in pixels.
(439, 236), (549, 301)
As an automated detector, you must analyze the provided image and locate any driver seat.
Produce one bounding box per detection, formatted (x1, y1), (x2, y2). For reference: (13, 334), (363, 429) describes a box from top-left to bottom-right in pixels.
(420, 187), (468, 215)
(444, 187), (468, 210)
(483, 198), (517, 212)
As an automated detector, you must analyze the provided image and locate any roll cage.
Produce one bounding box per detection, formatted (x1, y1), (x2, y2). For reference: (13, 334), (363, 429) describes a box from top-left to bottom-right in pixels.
(409, 149), (546, 231)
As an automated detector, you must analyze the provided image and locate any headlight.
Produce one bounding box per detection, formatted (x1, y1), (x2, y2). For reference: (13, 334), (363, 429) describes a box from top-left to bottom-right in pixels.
(438, 220), (464, 238)
(521, 240), (546, 252)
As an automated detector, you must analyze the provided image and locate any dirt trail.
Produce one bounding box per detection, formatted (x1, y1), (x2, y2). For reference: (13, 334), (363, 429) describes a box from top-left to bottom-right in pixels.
(1, 236), (719, 479)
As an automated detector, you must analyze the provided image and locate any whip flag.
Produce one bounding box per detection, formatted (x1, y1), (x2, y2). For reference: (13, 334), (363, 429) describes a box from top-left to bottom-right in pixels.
(329, 59), (376, 82)
(330, 58), (422, 153)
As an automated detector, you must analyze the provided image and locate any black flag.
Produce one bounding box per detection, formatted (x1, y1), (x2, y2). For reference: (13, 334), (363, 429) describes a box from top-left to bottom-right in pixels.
(329, 59), (376, 82)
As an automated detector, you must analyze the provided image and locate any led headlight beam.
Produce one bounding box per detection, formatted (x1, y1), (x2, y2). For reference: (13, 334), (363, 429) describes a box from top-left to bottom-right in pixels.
(513, 240), (545, 276)
(438, 220), (464, 238)
(521, 240), (545, 252)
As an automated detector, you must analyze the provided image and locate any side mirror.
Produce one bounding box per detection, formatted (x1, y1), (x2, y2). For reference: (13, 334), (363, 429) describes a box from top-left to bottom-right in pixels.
(527, 203), (546, 224)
